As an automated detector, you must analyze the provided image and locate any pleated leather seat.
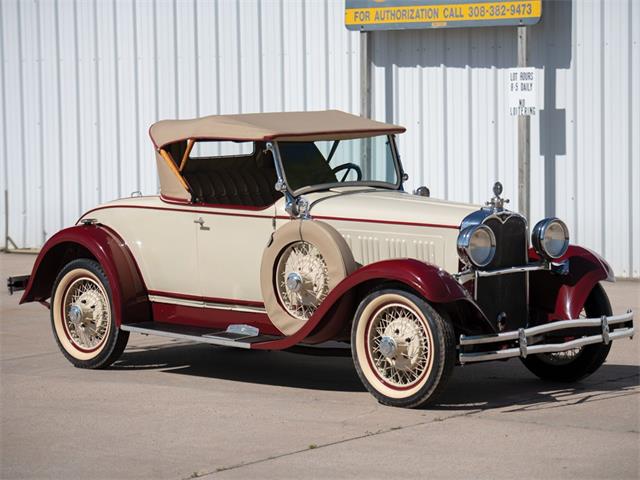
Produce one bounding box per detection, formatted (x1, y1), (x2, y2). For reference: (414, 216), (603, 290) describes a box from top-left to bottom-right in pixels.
(182, 152), (281, 207)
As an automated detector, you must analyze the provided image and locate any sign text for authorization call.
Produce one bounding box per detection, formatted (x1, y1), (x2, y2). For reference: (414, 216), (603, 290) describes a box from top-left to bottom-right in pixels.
(345, 1), (542, 30)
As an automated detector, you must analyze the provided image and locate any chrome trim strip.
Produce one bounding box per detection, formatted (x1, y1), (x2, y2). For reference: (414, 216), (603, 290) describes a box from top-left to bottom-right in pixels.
(148, 295), (267, 314)
(203, 302), (267, 314)
(459, 311), (633, 346)
(120, 324), (252, 349)
(459, 327), (634, 364)
(475, 264), (548, 278)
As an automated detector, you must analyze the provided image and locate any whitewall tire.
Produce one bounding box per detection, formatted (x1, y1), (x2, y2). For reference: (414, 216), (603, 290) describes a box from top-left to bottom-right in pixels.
(351, 289), (456, 408)
(51, 259), (129, 369)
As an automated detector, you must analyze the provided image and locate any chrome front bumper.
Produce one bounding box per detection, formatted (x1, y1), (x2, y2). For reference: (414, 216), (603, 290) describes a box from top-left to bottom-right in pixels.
(459, 310), (634, 364)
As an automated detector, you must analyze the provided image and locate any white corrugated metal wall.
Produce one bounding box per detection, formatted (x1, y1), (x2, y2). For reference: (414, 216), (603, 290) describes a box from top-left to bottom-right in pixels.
(1, 0), (638, 278)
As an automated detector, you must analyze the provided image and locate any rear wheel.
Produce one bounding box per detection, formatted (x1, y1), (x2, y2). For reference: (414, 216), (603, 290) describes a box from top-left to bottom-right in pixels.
(51, 258), (128, 369)
(521, 283), (612, 382)
(351, 289), (456, 408)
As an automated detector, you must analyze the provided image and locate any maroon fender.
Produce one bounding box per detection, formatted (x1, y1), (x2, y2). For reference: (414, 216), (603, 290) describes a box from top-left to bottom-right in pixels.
(20, 224), (150, 327)
(529, 245), (614, 322)
(254, 258), (492, 350)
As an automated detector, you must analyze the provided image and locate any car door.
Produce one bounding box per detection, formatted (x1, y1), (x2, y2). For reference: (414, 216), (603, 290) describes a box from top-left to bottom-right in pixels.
(196, 206), (275, 304)
(91, 204), (200, 298)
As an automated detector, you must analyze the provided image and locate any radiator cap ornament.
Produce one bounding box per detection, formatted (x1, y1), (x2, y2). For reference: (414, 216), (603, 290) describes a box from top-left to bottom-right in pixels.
(486, 181), (509, 211)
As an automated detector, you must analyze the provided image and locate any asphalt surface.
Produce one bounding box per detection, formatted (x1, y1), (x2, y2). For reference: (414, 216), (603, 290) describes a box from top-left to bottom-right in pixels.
(1, 252), (638, 479)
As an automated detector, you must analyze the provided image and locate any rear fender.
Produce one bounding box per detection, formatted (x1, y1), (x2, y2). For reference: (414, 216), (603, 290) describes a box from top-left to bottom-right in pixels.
(255, 258), (493, 350)
(21, 225), (150, 326)
(529, 245), (614, 321)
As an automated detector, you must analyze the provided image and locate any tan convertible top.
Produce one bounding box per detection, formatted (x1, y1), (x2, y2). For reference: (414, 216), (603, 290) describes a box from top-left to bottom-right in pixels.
(149, 110), (405, 149)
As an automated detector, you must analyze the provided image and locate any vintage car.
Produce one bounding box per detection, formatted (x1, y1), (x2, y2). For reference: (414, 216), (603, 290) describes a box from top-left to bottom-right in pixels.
(9, 110), (634, 408)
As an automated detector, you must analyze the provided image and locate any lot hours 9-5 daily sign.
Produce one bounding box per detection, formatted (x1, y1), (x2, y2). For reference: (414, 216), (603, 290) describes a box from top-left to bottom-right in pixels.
(508, 67), (537, 116)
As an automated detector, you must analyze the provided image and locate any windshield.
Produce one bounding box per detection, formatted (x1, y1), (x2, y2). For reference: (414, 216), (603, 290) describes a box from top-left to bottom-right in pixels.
(276, 135), (401, 194)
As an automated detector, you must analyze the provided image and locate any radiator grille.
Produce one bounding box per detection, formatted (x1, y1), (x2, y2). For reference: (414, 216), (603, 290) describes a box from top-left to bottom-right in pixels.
(475, 214), (528, 331)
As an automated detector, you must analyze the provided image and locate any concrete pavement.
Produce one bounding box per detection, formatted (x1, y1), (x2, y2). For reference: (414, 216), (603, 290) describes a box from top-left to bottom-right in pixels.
(1, 252), (638, 479)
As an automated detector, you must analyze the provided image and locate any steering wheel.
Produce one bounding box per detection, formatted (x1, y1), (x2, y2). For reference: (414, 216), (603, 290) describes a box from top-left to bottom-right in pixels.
(331, 163), (363, 182)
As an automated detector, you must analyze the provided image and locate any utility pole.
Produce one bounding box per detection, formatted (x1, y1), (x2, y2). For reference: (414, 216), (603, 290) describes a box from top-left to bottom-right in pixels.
(517, 26), (530, 220)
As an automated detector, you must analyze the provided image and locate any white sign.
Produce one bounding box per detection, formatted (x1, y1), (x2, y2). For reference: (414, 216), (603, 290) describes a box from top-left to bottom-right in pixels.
(508, 67), (537, 116)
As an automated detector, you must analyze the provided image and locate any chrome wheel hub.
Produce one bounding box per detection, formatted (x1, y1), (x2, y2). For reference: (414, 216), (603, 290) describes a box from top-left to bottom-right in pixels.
(276, 241), (329, 321)
(63, 278), (109, 350)
(286, 272), (303, 293)
(368, 304), (431, 387)
(378, 336), (397, 358)
(68, 304), (82, 324)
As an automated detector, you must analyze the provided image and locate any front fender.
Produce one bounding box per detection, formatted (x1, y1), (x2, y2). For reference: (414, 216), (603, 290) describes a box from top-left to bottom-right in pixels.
(529, 245), (614, 321)
(254, 258), (491, 350)
(21, 224), (150, 326)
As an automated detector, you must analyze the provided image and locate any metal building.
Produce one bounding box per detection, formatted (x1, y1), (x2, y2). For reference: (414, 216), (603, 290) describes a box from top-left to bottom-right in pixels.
(1, 0), (638, 278)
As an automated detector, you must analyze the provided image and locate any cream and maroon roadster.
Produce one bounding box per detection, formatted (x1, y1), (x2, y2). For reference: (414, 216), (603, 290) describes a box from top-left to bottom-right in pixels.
(9, 110), (634, 408)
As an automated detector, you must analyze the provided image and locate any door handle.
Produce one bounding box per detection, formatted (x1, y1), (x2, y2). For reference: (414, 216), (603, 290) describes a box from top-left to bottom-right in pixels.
(194, 217), (205, 226)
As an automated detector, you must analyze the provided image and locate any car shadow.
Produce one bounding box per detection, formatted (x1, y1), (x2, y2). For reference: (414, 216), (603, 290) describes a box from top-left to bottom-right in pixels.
(433, 362), (639, 412)
(113, 342), (639, 408)
(113, 342), (366, 392)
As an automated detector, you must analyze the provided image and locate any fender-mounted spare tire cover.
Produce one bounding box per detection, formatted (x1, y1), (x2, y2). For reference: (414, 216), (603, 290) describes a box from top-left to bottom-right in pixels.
(260, 220), (356, 336)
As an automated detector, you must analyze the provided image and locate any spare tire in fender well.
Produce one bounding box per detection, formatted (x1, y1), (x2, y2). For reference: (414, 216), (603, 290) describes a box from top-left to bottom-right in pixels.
(20, 225), (151, 327)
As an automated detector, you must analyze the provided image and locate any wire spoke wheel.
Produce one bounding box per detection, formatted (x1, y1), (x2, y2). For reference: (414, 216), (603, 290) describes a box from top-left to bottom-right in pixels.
(62, 276), (110, 351)
(367, 303), (431, 388)
(538, 309), (586, 365)
(275, 241), (329, 321)
(51, 259), (129, 368)
(352, 290), (456, 408)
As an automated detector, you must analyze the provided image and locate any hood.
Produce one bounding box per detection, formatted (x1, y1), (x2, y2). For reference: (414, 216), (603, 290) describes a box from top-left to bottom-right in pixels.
(289, 188), (479, 229)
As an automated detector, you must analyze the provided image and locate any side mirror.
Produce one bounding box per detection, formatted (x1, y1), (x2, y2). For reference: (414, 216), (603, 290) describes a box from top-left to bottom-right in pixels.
(414, 186), (430, 197)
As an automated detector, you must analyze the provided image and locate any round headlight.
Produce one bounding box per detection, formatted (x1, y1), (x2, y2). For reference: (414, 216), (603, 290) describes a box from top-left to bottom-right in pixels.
(532, 218), (569, 259)
(457, 224), (496, 268)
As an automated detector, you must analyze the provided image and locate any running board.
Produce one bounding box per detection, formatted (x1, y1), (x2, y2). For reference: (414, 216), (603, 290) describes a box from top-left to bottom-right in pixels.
(120, 322), (280, 349)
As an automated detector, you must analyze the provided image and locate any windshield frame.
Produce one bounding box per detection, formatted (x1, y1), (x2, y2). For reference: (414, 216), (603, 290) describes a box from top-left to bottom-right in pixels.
(272, 134), (405, 197)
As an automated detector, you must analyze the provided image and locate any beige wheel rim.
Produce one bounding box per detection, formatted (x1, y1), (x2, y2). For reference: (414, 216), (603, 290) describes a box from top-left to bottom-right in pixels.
(355, 293), (435, 399)
(53, 268), (111, 360)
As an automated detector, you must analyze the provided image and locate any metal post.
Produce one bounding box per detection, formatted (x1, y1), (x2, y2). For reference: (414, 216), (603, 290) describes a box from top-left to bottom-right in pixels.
(4, 189), (8, 251)
(517, 26), (530, 220)
(360, 31), (372, 177)
(360, 31), (372, 119)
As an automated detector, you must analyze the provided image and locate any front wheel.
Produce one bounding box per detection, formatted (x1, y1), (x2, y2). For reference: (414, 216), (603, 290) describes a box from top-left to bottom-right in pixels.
(351, 289), (456, 408)
(51, 258), (129, 369)
(521, 283), (612, 382)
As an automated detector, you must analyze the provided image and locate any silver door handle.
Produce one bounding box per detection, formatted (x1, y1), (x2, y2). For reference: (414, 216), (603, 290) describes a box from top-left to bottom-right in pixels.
(194, 217), (205, 226)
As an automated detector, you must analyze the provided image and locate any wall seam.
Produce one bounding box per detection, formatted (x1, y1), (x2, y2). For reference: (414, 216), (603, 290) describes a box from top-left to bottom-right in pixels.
(302, 0), (307, 110)
(0, 1), (8, 243)
(236, 0), (242, 113)
(599, 0), (606, 255)
(17, 0), (27, 243)
(73, 0), (82, 216)
(194, 0), (200, 118)
(112, 0), (121, 197)
(173, 0), (178, 117)
(628, 0), (634, 276)
(92, 1), (102, 205)
(132, 0), (140, 190)
(257, 0), (263, 112)
(36, 0), (45, 242)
